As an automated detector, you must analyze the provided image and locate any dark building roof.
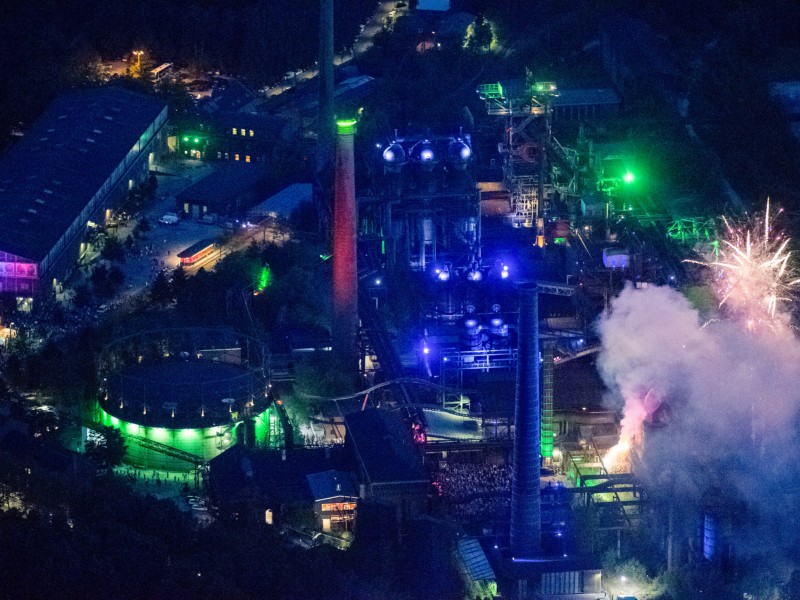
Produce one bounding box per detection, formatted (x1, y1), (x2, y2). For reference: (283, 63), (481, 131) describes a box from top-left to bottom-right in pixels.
(553, 88), (620, 107)
(202, 80), (258, 114)
(177, 164), (265, 210)
(248, 183), (313, 221)
(209, 445), (352, 507)
(209, 111), (286, 136)
(306, 469), (358, 501)
(600, 16), (678, 79)
(345, 409), (428, 485)
(0, 428), (95, 483)
(0, 87), (166, 262)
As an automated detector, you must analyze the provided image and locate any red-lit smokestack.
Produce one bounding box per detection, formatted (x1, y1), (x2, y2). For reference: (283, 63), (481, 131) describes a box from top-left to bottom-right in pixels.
(332, 119), (358, 362)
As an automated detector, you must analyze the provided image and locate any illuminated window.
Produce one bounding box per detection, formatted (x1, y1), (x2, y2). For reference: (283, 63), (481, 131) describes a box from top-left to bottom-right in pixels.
(321, 502), (357, 512)
(216, 151), (222, 159)
(235, 154), (240, 161)
(241, 129), (246, 136)
(245, 155), (251, 163)
(224, 152), (229, 160)
(232, 128), (238, 135)
(249, 129), (254, 137)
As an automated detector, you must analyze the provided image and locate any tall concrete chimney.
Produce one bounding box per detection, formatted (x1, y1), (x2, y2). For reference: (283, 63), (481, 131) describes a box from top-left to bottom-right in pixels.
(317, 0), (336, 186)
(511, 283), (542, 559)
(332, 119), (358, 363)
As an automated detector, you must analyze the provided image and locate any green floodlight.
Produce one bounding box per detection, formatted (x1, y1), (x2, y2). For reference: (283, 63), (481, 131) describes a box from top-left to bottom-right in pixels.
(183, 136), (189, 142)
(336, 118), (358, 135)
(623, 171), (635, 184)
(194, 137), (200, 143)
(254, 264), (272, 293)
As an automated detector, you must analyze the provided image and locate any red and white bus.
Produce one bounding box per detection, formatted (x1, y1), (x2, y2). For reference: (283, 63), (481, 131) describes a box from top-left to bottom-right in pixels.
(177, 239), (217, 265)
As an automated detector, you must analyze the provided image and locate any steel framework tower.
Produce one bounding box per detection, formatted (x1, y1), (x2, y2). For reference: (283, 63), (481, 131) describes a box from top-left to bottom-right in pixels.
(477, 80), (558, 231)
(541, 340), (555, 462)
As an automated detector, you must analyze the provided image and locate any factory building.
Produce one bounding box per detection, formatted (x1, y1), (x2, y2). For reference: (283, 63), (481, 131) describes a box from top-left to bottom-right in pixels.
(0, 87), (167, 307)
(176, 164), (265, 220)
(344, 409), (429, 519)
(362, 132), (480, 272)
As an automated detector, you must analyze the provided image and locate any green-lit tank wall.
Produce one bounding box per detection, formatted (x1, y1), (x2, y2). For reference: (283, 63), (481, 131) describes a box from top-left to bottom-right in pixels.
(96, 405), (283, 471)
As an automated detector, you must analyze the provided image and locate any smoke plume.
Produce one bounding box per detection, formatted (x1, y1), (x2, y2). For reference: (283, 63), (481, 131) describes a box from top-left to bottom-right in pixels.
(597, 283), (800, 555)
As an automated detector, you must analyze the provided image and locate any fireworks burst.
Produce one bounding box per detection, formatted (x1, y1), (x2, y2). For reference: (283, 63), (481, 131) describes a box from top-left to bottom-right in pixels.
(689, 200), (800, 331)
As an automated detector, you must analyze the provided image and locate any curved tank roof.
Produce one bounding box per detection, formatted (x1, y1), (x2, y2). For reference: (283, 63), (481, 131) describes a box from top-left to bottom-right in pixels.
(382, 143), (407, 164)
(447, 139), (472, 165)
(411, 140), (438, 165)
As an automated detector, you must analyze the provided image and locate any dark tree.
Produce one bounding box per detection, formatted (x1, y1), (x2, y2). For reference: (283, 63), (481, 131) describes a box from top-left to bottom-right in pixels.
(73, 284), (93, 308)
(108, 266), (124, 287)
(101, 235), (126, 263)
(171, 265), (187, 299)
(84, 426), (126, 468)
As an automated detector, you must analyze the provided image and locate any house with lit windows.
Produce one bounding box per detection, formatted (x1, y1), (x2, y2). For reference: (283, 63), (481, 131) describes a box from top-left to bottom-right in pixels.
(306, 470), (358, 532)
(0, 87), (166, 308)
(206, 113), (282, 167)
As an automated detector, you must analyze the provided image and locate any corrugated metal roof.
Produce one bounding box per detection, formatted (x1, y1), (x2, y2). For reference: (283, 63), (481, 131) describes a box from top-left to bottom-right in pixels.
(0, 87), (165, 262)
(457, 537), (495, 582)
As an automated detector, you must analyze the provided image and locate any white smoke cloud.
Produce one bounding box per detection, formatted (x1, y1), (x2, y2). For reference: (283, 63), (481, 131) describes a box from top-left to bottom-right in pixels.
(597, 283), (800, 554)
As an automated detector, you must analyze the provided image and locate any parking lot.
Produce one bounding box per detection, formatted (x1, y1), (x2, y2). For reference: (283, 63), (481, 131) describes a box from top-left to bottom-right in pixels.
(109, 161), (224, 298)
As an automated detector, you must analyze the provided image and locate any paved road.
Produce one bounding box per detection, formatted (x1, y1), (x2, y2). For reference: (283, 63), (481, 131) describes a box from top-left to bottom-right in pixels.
(264, 0), (406, 98)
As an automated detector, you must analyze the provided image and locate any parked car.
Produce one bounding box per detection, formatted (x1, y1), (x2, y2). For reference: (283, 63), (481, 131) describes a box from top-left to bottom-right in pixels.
(159, 213), (179, 225)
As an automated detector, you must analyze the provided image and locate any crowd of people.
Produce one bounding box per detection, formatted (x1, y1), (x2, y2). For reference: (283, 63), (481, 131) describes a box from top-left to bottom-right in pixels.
(449, 496), (511, 519)
(433, 462), (512, 520)
(435, 462), (511, 500)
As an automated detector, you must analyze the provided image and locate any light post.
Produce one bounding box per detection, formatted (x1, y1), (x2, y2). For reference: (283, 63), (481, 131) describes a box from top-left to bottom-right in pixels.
(132, 50), (144, 78)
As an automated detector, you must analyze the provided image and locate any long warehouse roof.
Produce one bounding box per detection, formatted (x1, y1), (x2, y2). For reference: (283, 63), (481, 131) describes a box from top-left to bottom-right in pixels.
(0, 86), (165, 262)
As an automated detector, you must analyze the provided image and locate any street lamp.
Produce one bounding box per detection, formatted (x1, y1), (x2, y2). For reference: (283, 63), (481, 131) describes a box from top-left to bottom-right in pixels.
(132, 50), (144, 78)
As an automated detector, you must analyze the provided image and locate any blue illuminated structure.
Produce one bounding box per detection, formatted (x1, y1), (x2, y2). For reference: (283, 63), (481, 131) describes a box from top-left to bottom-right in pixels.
(511, 282), (542, 558)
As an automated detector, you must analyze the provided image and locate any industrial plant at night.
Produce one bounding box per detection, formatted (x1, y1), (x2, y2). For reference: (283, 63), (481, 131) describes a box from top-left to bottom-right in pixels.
(0, 1), (800, 599)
